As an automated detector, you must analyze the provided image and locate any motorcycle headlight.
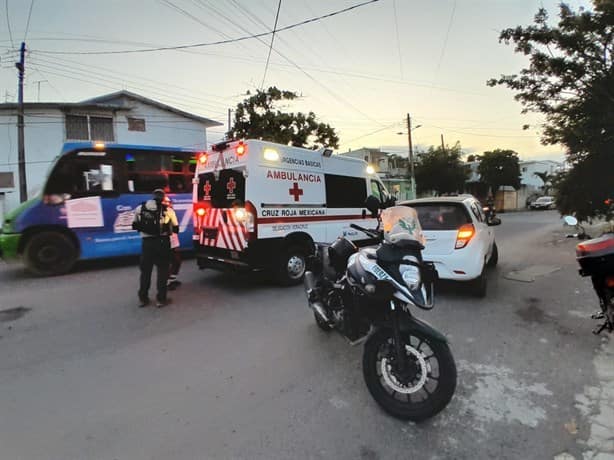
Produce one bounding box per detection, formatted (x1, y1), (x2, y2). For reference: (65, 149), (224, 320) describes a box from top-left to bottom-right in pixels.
(399, 264), (421, 290)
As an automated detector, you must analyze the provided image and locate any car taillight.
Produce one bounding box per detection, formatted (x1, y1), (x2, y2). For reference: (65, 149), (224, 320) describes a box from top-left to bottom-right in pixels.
(455, 224), (475, 249)
(606, 276), (614, 288)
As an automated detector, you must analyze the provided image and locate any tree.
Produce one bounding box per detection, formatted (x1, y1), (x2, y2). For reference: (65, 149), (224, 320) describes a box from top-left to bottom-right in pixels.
(533, 171), (553, 194)
(477, 149), (521, 193)
(414, 142), (468, 195)
(227, 86), (339, 149)
(488, 2), (614, 219)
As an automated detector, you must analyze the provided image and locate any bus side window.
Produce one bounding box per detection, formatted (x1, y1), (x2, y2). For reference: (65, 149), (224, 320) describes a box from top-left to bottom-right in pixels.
(47, 156), (116, 196)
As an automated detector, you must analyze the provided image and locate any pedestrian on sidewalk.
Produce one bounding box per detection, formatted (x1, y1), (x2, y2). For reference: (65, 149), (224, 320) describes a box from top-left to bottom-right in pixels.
(132, 188), (178, 308)
(163, 196), (182, 291)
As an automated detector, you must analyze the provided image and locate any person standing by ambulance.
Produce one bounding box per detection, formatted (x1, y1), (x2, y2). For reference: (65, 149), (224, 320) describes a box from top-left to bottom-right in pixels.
(132, 188), (178, 308)
(162, 195), (182, 290)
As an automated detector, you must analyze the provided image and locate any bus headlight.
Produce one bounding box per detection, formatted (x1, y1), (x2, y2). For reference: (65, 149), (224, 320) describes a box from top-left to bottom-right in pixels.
(400, 264), (421, 290)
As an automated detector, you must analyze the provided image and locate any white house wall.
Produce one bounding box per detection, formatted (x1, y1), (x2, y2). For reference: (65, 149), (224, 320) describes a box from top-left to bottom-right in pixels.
(113, 101), (208, 149)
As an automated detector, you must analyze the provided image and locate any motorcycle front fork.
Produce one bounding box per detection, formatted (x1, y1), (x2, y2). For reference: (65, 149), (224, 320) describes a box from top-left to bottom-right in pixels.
(390, 301), (408, 371)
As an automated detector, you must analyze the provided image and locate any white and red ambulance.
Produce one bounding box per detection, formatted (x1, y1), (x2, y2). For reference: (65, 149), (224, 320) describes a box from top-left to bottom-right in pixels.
(192, 139), (391, 284)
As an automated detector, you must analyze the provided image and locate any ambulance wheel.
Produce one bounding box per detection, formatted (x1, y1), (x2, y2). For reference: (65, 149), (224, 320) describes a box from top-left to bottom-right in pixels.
(276, 245), (307, 286)
(24, 231), (77, 276)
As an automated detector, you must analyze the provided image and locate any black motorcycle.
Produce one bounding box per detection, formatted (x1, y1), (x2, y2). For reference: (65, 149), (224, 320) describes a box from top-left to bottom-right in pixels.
(304, 199), (457, 421)
(565, 215), (614, 334)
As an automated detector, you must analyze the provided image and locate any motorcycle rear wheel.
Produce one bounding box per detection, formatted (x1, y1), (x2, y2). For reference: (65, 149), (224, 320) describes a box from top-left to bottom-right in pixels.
(362, 328), (456, 422)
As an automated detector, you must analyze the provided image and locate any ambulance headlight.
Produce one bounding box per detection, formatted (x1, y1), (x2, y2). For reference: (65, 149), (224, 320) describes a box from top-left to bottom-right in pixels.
(366, 165), (375, 175)
(263, 148), (279, 161)
(399, 264), (421, 290)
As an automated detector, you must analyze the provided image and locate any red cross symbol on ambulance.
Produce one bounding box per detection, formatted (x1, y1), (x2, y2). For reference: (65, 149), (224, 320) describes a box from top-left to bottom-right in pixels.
(203, 180), (212, 196)
(289, 182), (303, 202)
(226, 177), (237, 194)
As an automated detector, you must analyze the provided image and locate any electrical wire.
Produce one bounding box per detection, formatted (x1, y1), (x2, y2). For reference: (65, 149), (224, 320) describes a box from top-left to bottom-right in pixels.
(32, 0), (380, 55)
(5, 0), (15, 48)
(23, 0), (35, 42)
(260, 0), (282, 89)
(392, 0), (403, 79)
(434, 0), (457, 76)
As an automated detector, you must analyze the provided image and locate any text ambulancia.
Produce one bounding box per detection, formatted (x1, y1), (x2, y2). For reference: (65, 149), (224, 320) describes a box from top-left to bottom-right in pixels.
(192, 139), (392, 285)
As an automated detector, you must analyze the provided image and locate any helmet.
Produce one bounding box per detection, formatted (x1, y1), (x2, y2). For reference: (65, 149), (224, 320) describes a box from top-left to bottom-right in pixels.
(381, 206), (425, 246)
(153, 188), (166, 202)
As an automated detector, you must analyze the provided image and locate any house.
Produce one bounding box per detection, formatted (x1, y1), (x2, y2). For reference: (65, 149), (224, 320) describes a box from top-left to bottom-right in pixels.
(338, 147), (413, 200)
(518, 160), (564, 207)
(0, 90), (222, 219)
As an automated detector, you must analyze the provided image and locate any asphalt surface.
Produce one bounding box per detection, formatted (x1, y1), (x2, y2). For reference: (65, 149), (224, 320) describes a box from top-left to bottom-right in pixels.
(0, 210), (612, 460)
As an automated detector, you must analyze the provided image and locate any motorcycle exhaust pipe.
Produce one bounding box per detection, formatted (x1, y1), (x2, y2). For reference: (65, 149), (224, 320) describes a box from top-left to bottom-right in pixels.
(304, 271), (331, 325)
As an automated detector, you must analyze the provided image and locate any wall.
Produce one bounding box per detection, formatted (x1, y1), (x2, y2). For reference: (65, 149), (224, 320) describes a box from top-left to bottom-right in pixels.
(520, 161), (561, 188)
(114, 100), (208, 149)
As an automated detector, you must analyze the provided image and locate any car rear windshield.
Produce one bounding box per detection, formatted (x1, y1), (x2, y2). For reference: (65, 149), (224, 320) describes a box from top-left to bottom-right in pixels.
(536, 197), (552, 203)
(407, 203), (471, 230)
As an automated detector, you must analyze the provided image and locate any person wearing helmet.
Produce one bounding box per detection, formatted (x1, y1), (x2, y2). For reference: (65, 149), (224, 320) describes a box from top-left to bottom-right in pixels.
(132, 188), (178, 308)
(162, 196), (182, 291)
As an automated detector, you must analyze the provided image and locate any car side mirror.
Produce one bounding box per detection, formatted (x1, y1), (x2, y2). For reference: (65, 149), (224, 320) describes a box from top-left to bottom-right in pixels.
(365, 195), (381, 218)
(487, 217), (501, 226)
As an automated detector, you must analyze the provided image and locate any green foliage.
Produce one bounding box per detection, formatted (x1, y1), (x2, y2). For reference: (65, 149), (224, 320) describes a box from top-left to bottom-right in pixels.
(477, 149), (521, 191)
(554, 154), (614, 221)
(533, 171), (553, 194)
(227, 86), (339, 149)
(414, 143), (468, 195)
(488, 1), (614, 219)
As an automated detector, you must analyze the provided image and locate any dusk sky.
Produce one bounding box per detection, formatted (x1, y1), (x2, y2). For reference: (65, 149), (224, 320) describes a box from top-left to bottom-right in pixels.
(1, 0), (590, 160)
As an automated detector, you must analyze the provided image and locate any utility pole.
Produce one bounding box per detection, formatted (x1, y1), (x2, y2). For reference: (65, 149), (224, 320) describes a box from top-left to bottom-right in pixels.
(440, 133), (445, 152)
(406, 113), (416, 200)
(16, 42), (27, 203)
(227, 108), (233, 139)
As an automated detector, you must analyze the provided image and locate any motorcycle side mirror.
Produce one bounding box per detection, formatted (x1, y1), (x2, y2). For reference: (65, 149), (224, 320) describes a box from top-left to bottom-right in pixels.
(365, 195), (381, 218)
(487, 217), (501, 226)
(563, 215), (578, 227)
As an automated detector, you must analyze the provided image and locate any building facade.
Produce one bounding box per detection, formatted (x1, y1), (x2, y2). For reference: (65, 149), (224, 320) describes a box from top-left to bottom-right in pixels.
(0, 91), (222, 219)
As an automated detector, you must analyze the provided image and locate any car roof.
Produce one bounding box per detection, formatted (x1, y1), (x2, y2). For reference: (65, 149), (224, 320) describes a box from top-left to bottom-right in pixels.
(399, 195), (475, 206)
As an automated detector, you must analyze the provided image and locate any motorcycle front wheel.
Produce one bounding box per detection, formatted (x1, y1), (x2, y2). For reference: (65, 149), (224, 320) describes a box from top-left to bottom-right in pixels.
(362, 328), (457, 422)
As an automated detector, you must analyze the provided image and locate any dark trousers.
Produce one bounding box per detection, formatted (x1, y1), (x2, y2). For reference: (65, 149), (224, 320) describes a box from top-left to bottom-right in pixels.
(139, 237), (171, 301)
(169, 249), (182, 277)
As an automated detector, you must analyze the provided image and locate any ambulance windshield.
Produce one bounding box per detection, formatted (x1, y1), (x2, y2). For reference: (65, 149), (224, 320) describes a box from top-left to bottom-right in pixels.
(197, 169), (245, 208)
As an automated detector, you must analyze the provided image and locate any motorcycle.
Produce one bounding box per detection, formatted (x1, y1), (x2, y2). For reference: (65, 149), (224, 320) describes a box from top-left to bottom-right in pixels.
(303, 198), (457, 421)
(564, 214), (614, 334)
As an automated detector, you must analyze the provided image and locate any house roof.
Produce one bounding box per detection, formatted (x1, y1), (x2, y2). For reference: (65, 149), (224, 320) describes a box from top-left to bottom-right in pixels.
(0, 90), (223, 127)
(83, 90), (222, 127)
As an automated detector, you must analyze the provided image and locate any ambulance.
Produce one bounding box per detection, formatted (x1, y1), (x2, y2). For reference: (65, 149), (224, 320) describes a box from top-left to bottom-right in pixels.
(192, 139), (392, 284)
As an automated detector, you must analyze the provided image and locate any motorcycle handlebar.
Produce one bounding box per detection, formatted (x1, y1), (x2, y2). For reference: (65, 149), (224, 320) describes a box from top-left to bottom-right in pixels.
(350, 223), (381, 239)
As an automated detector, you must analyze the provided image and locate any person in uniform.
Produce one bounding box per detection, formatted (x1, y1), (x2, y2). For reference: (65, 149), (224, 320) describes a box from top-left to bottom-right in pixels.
(132, 188), (178, 308)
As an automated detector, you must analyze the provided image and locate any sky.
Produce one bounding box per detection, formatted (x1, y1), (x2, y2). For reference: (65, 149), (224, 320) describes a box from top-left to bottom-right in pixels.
(0, 0), (592, 161)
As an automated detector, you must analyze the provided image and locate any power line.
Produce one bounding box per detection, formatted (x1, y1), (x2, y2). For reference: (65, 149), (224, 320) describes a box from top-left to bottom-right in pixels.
(23, 0), (35, 42)
(343, 122), (403, 144)
(434, 0), (457, 76)
(260, 0), (282, 89)
(392, 0), (403, 79)
(32, 0), (380, 55)
(5, 0), (15, 48)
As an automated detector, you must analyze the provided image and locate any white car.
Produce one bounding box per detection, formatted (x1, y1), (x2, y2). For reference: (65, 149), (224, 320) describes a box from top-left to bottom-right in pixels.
(530, 196), (556, 210)
(399, 196), (500, 297)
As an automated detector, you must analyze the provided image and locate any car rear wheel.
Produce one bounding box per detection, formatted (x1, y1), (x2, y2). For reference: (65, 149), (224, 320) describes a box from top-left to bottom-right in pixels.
(469, 270), (487, 298)
(487, 242), (498, 268)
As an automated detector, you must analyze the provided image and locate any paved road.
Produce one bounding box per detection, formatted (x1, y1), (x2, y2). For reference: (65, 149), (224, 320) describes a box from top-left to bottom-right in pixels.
(0, 211), (612, 460)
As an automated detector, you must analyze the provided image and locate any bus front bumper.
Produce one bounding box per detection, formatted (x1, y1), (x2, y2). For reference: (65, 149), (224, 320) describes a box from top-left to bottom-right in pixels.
(0, 232), (21, 260)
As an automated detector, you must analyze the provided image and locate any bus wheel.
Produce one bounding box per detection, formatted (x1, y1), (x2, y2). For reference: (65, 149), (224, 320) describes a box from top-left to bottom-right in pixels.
(24, 231), (78, 276)
(276, 245), (307, 286)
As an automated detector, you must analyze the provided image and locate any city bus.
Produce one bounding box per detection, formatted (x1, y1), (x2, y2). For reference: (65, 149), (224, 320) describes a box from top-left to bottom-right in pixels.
(0, 142), (198, 276)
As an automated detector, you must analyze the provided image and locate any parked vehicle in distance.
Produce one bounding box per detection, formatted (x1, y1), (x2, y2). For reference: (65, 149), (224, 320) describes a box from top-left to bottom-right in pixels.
(398, 196), (500, 297)
(530, 196), (556, 210)
(0, 142), (197, 276)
